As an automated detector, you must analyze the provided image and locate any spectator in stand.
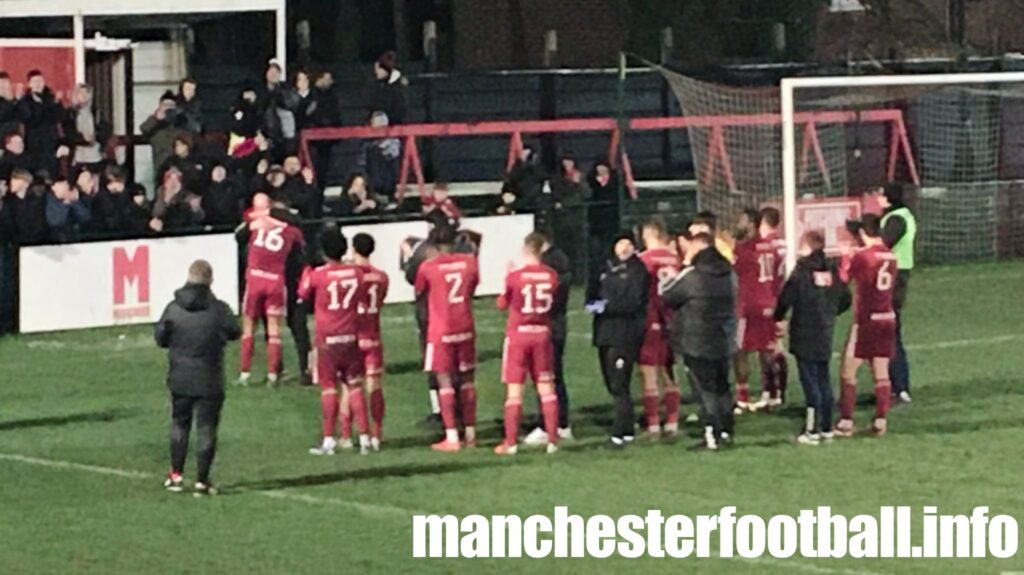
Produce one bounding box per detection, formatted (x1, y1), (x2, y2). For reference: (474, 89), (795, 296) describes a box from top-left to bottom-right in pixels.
(152, 168), (204, 233)
(91, 166), (146, 236)
(587, 159), (620, 244)
(504, 145), (548, 217)
(245, 156), (271, 200)
(3, 169), (48, 245)
(0, 72), (18, 137)
(73, 168), (103, 236)
(17, 70), (67, 177)
(281, 155), (319, 219)
(422, 181), (461, 220)
(159, 135), (205, 193)
(175, 78), (203, 136)
(294, 70), (315, 132)
(63, 84), (108, 173)
(0, 133), (30, 182)
(494, 183), (519, 215)
(358, 111), (400, 203)
(306, 71), (341, 182)
(259, 60), (285, 111)
(202, 161), (244, 227)
(227, 87), (262, 162)
(46, 176), (91, 243)
(264, 165), (289, 206)
(372, 51), (408, 124)
(550, 154), (591, 273)
(141, 91), (186, 184)
(337, 173), (378, 216)
(260, 61), (299, 161)
(125, 183), (153, 236)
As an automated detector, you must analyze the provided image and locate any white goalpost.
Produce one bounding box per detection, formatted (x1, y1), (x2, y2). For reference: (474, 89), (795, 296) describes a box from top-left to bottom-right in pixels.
(780, 72), (1024, 272)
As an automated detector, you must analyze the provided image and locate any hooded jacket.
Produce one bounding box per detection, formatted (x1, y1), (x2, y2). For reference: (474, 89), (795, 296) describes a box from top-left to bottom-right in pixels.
(588, 253), (649, 348)
(774, 250), (851, 362)
(154, 283), (241, 397)
(660, 246), (737, 360)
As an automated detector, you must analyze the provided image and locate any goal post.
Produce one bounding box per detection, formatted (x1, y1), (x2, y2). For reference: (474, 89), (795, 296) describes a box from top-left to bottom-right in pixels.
(780, 72), (1024, 272)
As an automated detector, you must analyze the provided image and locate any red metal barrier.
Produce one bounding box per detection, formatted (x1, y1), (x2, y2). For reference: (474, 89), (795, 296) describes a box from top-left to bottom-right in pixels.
(298, 110), (920, 200)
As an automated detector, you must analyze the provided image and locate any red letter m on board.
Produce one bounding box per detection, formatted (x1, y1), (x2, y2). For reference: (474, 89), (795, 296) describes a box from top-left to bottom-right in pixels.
(113, 245), (150, 320)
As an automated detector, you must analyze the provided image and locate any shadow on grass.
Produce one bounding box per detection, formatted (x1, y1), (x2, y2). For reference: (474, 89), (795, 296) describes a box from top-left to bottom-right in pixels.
(0, 408), (137, 431)
(227, 459), (515, 494)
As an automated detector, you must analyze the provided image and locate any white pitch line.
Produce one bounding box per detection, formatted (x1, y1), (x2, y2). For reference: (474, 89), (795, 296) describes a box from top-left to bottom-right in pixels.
(0, 452), (890, 574)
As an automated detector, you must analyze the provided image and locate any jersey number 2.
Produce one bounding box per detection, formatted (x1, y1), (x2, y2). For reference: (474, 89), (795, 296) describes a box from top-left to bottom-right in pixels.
(444, 273), (465, 304)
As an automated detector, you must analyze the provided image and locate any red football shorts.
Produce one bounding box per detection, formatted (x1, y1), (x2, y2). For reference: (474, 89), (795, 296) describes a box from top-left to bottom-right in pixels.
(424, 334), (476, 375)
(243, 276), (286, 318)
(845, 316), (896, 360)
(736, 308), (776, 352)
(359, 338), (385, 377)
(501, 335), (554, 385)
(317, 337), (365, 388)
(639, 324), (673, 366)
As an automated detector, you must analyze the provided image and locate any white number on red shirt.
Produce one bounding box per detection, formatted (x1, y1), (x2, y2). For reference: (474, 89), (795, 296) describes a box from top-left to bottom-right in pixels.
(444, 272), (465, 304)
(253, 227), (285, 252)
(327, 278), (358, 310)
(876, 261), (894, 292)
(520, 282), (553, 314)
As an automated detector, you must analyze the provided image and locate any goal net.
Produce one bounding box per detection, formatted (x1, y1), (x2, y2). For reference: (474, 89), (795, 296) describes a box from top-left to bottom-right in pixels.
(662, 68), (1024, 266)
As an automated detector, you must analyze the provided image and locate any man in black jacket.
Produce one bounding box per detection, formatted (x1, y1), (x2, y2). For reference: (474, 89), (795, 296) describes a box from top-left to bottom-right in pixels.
(154, 260), (241, 496)
(16, 70), (66, 177)
(774, 231), (851, 445)
(660, 232), (737, 451)
(588, 232), (649, 448)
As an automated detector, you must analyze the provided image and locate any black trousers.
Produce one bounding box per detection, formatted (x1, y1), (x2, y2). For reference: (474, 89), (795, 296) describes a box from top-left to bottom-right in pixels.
(170, 393), (224, 484)
(533, 335), (570, 429)
(683, 355), (734, 439)
(797, 358), (832, 433)
(416, 309), (439, 393)
(889, 271), (911, 394)
(598, 344), (637, 439)
(286, 292), (311, 376)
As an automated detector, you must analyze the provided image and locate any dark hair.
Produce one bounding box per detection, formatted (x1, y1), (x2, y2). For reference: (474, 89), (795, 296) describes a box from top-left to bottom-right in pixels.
(742, 208), (762, 227)
(860, 214), (883, 238)
(0, 71), (9, 80)
(105, 166), (127, 184)
(642, 215), (669, 240)
(425, 208), (455, 230)
(160, 90), (176, 103)
(524, 232), (546, 255)
(321, 226), (348, 261)
(804, 230), (826, 252)
(691, 232), (715, 247)
(10, 168), (32, 183)
(760, 206), (781, 228)
(429, 222), (457, 247)
(27, 69), (42, 80)
(178, 77), (196, 91)
(433, 181), (449, 192)
(376, 50), (397, 72)
(883, 183), (906, 207)
(352, 233), (376, 258)
(692, 210), (718, 234)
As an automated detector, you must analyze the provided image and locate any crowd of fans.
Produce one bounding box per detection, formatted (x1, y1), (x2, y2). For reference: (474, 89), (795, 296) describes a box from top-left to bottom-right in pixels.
(0, 52), (630, 251)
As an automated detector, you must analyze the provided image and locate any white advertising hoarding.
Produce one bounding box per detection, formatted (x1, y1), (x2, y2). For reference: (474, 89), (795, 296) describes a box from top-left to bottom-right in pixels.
(19, 234), (240, 333)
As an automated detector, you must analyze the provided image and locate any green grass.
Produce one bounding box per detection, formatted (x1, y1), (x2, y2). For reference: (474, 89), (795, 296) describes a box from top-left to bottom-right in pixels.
(2, 261), (1023, 574)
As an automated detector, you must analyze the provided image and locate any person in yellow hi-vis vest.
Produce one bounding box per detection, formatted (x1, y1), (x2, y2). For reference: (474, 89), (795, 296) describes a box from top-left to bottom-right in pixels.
(878, 184), (917, 404)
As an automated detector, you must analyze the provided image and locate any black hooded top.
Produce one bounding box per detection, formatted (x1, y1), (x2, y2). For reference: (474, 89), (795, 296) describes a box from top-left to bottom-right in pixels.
(154, 283), (241, 397)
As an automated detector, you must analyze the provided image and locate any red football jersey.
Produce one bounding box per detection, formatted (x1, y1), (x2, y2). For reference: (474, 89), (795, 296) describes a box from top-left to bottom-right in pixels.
(298, 263), (368, 343)
(356, 263), (390, 340)
(846, 244), (897, 323)
(639, 248), (681, 328)
(245, 216), (304, 280)
(498, 263), (559, 339)
(414, 252), (479, 340)
(733, 232), (785, 313)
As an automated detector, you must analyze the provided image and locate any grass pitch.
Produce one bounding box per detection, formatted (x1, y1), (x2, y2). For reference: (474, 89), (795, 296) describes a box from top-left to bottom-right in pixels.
(1, 261), (1023, 574)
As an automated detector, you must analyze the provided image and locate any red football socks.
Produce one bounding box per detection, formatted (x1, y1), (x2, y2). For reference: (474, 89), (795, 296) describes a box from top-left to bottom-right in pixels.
(839, 378), (857, 420)
(370, 388), (385, 439)
(642, 390), (661, 429)
(503, 398), (522, 447)
(663, 388), (681, 425)
(348, 387), (369, 435)
(874, 378), (892, 420)
(240, 335), (254, 373)
(320, 390), (338, 438)
(459, 384), (477, 427)
(736, 382), (750, 404)
(438, 387), (457, 430)
(541, 393), (559, 444)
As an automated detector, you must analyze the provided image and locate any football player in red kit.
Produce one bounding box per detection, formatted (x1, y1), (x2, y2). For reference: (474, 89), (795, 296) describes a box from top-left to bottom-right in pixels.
(732, 207), (787, 411)
(495, 233), (561, 456)
(349, 232), (389, 451)
(414, 224), (480, 452)
(237, 193), (305, 386)
(836, 214), (898, 437)
(298, 227), (372, 455)
(638, 218), (683, 438)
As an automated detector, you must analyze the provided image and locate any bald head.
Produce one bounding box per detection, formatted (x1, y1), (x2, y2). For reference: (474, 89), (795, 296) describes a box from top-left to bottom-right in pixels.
(252, 193), (271, 211)
(188, 260), (213, 286)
